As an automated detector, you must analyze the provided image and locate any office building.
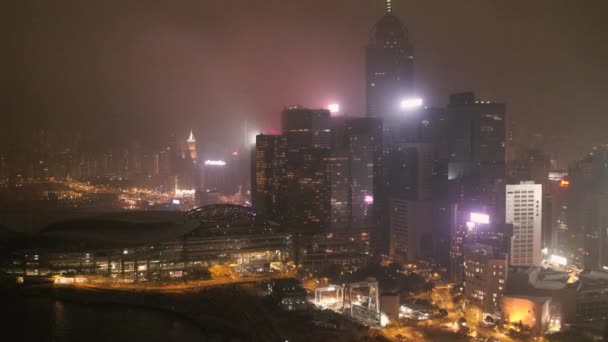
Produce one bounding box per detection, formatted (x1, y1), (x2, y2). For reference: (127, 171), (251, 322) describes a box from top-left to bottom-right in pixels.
(279, 107), (332, 233)
(366, 1), (414, 118)
(281, 106), (331, 151)
(506, 181), (542, 267)
(388, 198), (432, 262)
(253, 134), (287, 220)
(346, 118), (383, 232)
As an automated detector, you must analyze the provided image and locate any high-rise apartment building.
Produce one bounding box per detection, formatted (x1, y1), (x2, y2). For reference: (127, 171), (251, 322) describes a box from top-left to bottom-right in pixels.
(463, 244), (507, 315)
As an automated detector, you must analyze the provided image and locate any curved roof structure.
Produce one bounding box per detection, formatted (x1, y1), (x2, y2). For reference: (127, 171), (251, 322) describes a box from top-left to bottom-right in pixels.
(6, 205), (275, 252)
(187, 204), (256, 225)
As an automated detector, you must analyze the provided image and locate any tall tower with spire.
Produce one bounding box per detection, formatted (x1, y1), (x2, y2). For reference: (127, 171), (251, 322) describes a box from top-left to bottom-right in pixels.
(187, 130), (197, 160)
(365, 0), (414, 118)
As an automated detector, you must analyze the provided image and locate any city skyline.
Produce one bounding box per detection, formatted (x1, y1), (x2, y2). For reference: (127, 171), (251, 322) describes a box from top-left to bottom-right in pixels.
(4, 1), (608, 340)
(3, 0), (608, 161)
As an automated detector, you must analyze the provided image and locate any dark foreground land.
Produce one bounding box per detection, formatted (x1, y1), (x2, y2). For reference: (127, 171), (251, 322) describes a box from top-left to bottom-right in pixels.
(3, 277), (388, 342)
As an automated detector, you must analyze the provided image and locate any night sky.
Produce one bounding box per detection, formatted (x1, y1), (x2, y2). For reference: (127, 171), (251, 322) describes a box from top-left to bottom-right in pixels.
(3, 0), (607, 160)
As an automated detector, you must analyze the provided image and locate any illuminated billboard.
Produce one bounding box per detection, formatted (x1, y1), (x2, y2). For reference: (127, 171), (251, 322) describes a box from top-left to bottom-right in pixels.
(550, 254), (567, 266)
(470, 212), (490, 224)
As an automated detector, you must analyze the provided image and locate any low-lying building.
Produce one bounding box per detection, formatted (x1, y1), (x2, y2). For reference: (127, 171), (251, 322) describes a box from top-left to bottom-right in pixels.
(1, 205), (293, 281)
(501, 295), (551, 336)
(505, 267), (608, 328)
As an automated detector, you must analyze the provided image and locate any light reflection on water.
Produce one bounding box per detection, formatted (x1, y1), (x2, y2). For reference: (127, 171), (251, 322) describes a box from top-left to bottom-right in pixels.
(7, 295), (206, 342)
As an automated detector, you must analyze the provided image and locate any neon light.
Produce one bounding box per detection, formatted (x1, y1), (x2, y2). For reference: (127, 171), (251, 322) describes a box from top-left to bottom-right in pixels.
(364, 195), (374, 204)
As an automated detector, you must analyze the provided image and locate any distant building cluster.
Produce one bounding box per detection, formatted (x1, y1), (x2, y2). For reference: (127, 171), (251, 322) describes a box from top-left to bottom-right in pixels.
(0, 129), (251, 208)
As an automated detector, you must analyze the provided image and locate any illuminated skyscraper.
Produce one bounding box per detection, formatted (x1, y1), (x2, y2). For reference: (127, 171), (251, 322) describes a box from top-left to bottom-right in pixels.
(366, 0), (414, 118)
(187, 130), (197, 160)
(506, 181), (542, 267)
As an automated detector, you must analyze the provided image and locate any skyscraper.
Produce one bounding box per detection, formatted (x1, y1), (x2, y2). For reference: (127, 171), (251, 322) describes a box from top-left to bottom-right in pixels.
(254, 134), (287, 220)
(366, 0), (414, 118)
(447, 92), (507, 218)
(388, 197), (432, 262)
(281, 106), (331, 151)
(328, 116), (350, 232)
(568, 146), (608, 269)
(506, 181), (542, 267)
(346, 118), (383, 231)
(187, 130), (197, 160)
(281, 107), (332, 233)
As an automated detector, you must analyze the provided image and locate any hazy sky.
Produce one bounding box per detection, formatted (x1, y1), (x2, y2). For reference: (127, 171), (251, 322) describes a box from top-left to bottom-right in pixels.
(3, 0), (607, 160)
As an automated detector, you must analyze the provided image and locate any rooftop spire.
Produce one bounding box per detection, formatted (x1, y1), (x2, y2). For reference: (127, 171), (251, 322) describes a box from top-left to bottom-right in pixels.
(187, 130), (195, 142)
(385, 0), (392, 13)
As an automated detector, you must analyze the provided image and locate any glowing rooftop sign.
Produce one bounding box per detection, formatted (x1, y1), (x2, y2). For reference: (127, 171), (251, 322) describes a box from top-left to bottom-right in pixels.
(204, 160), (226, 166)
(328, 103), (340, 114)
(470, 212), (490, 224)
(400, 98), (423, 110)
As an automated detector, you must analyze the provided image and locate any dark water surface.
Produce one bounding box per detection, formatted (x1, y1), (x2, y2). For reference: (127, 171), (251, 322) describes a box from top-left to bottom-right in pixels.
(6, 294), (207, 342)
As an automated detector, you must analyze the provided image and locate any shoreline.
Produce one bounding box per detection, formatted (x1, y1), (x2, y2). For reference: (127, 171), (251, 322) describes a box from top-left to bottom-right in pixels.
(4, 279), (390, 341)
(49, 284), (259, 340)
(50, 285), (209, 336)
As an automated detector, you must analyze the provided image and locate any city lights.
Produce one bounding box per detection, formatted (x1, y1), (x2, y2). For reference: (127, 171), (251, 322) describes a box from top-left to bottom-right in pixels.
(364, 195), (374, 204)
(174, 189), (196, 196)
(399, 97), (423, 110)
